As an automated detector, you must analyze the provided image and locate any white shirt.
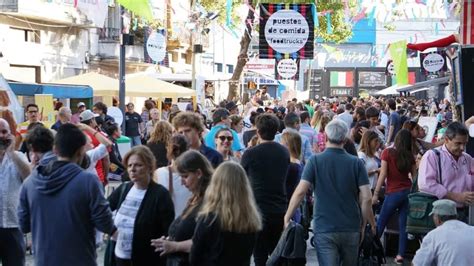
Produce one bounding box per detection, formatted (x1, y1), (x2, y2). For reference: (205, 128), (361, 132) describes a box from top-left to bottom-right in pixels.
(412, 220), (474, 266)
(337, 111), (353, 129)
(380, 112), (389, 130)
(155, 167), (192, 219)
(85, 144), (108, 176)
(0, 151), (28, 228)
(358, 152), (378, 189)
(114, 186), (147, 259)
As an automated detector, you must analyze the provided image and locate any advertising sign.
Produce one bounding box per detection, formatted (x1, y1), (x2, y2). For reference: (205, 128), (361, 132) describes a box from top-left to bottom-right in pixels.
(358, 72), (387, 87)
(144, 28), (168, 65)
(259, 4), (314, 59)
(276, 58), (299, 80)
(420, 51), (447, 73)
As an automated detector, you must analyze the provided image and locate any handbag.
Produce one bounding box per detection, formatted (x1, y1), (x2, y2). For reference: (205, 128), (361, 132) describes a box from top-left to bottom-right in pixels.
(406, 149), (442, 235)
(104, 182), (129, 266)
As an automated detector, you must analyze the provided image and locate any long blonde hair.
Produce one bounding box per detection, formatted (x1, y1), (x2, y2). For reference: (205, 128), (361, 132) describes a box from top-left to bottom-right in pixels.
(311, 109), (324, 128)
(148, 120), (172, 144)
(281, 130), (301, 161)
(199, 162), (262, 233)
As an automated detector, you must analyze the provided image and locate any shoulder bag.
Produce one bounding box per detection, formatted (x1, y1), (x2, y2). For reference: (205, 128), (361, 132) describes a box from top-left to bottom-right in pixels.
(406, 149), (441, 235)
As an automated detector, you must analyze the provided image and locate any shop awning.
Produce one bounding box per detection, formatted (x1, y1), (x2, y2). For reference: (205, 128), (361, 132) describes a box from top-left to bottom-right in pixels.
(8, 82), (93, 98)
(396, 76), (450, 93)
(372, 84), (409, 96)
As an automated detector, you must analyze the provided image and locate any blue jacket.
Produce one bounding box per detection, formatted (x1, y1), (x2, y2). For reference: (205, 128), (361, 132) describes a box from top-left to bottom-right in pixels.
(18, 153), (114, 266)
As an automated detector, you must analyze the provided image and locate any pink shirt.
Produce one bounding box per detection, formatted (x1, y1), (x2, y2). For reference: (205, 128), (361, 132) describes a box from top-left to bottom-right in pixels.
(417, 145), (474, 207)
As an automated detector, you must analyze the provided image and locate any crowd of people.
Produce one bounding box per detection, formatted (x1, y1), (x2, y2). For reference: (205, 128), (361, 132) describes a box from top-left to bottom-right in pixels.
(0, 92), (473, 266)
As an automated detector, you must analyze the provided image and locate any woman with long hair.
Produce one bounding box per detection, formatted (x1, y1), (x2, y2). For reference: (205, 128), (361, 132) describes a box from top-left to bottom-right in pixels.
(358, 130), (381, 189)
(214, 128), (239, 162)
(147, 121), (173, 168)
(190, 162), (262, 265)
(316, 115), (331, 152)
(310, 109), (324, 132)
(402, 120), (442, 156)
(372, 129), (416, 264)
(151, 150), (214, 266)
(107, 146), (175, 266)
(155, 134), (192, 218)
(229, 115), (244, 148)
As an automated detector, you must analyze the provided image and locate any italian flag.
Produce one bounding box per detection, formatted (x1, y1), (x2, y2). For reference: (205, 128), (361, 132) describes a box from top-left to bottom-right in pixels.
(330, 71), (353, 87)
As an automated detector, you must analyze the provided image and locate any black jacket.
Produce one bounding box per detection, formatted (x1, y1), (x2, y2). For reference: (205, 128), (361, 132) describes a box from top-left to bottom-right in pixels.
(266, 221), (306, 266)
(108, 181), (175, 266)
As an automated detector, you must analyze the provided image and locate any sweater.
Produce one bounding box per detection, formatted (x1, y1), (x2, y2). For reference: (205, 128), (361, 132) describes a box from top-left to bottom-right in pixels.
(18, 155), (115, 266)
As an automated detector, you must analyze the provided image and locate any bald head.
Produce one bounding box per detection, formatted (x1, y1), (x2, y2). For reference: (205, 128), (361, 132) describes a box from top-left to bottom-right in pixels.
(0, 118), (10, 134)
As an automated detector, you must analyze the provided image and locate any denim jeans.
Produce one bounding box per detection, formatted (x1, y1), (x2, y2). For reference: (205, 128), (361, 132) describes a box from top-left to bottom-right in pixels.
(376, 188), (410, 257)
(315, 232), (360, 266)
(129, 136), (142, 147)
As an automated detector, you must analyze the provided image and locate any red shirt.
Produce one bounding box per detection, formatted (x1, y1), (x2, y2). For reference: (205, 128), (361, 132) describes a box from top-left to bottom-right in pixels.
(85, 131), (107, 185)
(381, 148), (413, 193)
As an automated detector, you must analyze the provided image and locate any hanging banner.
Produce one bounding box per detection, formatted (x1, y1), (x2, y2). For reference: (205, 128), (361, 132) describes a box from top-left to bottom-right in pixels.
(461, 0), (474, 44)
(389, 40), (408, 85)
(420, 51), (447, 74)
(259, 4), (314, 59)
(144, 28), (168, 66)
(275, 58), (299, 80)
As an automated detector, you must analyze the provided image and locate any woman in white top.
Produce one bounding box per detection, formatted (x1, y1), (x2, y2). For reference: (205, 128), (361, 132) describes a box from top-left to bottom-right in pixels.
(155, 134), (192, 218)
(358, 130), (381, 189)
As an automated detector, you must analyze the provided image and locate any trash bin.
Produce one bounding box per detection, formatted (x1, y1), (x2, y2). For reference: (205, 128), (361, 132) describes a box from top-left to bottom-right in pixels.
(117, 136), (131, 158)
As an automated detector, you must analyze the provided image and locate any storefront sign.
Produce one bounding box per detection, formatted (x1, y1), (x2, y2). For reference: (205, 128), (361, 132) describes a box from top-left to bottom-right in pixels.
(420, 51), (446, 73)
(146, 31), (166, 63)
(330, 88), (353, 96)
(259, 4), (314, 59)
(358, 72), (387, 87)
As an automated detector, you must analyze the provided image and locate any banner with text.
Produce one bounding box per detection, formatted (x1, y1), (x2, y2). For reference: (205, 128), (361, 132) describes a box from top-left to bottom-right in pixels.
(275, 58), (299, 80)
(259, 4), (314, 59)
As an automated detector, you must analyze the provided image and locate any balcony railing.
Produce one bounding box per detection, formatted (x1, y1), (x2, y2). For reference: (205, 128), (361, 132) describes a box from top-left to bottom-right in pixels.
(98, 27), (120, 41)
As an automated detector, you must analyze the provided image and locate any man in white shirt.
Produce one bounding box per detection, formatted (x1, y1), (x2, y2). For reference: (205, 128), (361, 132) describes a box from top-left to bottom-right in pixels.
(412, 199), (474, 266)
(336, 103), (354, 129)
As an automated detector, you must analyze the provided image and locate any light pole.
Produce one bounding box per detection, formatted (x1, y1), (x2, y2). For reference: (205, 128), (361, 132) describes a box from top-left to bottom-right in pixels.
(119, 5), (126, 132)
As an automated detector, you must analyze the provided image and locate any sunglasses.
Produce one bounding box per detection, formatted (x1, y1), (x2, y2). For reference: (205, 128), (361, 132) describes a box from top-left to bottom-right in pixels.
(216, 136), (233, 142)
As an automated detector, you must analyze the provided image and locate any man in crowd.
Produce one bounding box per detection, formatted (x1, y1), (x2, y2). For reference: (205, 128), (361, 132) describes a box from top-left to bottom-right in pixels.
(373, 100), (388, 133)
(172, 112), (223, 168)
(92, 101), (115, 126)
(260, 86), (271, 101)
(365, 106), (386, 144)
(241, 113), (290, 266)
(0, 118), (30, 265)
(51, 106), (72, 131)
(226, 101), (239, 115)
(71, 101), (86, 124)
(337, 103), (354, 129)
(274, 112), (312, 163)
(204, 108), (242, 155)
(299, 111), (319, 153)
(412, 199), (474, 265)
(386, 98), (402, 145)
(124, 102), (144, 147)
(16, 103), (42, 149)
(418, 122), (474, 222)
(18, 124), (115, 266)
(80, 109), (109, 186)
(284, 119), (375, 265)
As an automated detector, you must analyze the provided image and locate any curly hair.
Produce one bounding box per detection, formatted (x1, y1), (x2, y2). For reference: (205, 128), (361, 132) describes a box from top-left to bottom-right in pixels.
(172, 112), (204, 133)
(148, 121), (172, 145)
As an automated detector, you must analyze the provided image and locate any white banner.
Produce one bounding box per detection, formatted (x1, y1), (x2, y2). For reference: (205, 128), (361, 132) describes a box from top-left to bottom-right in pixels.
(75, 0), (109, 27)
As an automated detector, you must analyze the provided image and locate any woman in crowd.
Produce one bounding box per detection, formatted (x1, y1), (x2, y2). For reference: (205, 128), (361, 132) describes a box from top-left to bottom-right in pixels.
(103, 121), (125, 180)
(147, 121), (173, 169)
(229, 115), (244, 148)
(151, 150), (214, 266)
(145, 108), (160, 140)
(310, 109), (324, 132)
(280, 130), (303, 222)
(402, 120), (442, 156)
(372, 129), (416, 264)
(107, 146), (175, 266)
(155, 134), (192, 218)
(242, 111), (260, 148)
(214, 128), (239, 162)
(351, 120), (371, 150)
(190, 162), (262, 265)
(358, 130), (381, 189)
(316, 115), (331, 152)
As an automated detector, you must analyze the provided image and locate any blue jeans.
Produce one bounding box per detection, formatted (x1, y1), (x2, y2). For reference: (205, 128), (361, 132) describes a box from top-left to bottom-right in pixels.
(315, 232), (360, 266)
(129, 136), (142, 147)
(376, 188), (410, 257)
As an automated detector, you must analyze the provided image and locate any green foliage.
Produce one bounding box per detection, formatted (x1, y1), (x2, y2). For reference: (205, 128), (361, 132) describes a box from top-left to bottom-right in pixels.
(200, 0), (241, 27)
(314, 1), (353, 43)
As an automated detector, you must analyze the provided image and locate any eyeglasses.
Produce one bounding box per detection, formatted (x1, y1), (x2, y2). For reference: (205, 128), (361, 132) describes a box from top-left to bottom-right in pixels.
(216, 136), (233, 142)
(27, 110), (38, 114)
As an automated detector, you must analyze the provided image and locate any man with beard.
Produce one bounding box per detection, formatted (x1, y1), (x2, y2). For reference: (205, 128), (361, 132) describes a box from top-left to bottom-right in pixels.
(0, 118), (30, 265)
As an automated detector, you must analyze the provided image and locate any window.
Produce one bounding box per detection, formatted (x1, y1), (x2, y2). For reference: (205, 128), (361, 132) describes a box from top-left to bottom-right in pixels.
(215, 63), (223, 72)
(10, 27), (40, 43)
(226, 64), (234, 74)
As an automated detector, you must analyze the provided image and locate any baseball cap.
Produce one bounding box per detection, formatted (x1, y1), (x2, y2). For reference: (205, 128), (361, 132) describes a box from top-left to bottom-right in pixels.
(77, 102), (86, 108)
(429, 199), (457, 216)
(79, 109), (99, 122)
(225, 101), (238, 111)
